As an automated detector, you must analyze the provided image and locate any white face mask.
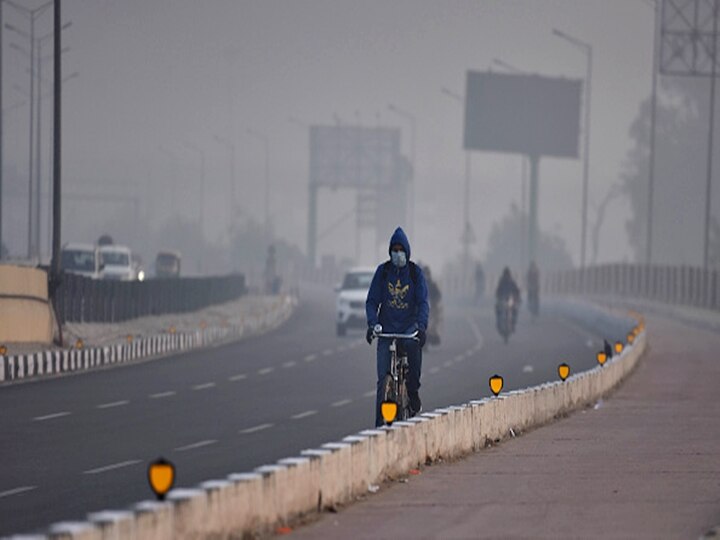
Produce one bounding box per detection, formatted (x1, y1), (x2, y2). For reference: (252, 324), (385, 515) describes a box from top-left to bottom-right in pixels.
(391, 250), (407, 268)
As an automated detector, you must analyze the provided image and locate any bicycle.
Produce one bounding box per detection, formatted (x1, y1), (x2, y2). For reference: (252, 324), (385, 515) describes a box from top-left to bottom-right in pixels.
(372, 326), (419, 425)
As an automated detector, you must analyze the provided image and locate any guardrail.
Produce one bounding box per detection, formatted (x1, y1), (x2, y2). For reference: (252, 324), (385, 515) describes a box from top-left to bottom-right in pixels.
(545, 263), (720, 310)
(55, 273), (246, 324)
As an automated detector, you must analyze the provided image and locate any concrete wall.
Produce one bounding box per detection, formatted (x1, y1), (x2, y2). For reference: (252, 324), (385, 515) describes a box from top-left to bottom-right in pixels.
(41, 325), (647, 540)
(0, 265), (54, 344)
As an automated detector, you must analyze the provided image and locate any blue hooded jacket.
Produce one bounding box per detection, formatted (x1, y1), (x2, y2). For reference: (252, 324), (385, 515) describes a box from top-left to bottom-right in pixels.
(365, 227), (430, 333)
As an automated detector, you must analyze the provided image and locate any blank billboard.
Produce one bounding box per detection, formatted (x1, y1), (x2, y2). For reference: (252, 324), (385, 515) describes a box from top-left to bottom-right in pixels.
(310, 125), (402, 186)
(464, 71), (581, 158)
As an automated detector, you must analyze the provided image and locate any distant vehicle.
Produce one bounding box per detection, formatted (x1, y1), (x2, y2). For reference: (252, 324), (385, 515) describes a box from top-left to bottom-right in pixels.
(155, 250), (181, 278)
(61, 243), (101, 279)
(335, 267), (375, 336)
(99, 245), (136, 281)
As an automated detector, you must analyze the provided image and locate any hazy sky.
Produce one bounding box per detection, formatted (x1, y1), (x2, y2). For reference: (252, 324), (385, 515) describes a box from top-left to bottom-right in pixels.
(3, 0), (657, 272)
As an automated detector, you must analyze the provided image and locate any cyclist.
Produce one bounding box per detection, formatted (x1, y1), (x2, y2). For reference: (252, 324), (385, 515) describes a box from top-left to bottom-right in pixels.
(366, 227), (429, 427)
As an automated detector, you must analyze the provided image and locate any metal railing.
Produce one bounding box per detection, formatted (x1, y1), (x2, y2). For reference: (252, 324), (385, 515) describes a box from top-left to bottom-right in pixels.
(545, 263), (720, 310)
(55, 273), (246, 324)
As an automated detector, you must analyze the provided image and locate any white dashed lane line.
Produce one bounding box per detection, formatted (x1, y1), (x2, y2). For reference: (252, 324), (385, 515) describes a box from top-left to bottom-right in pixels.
(258, 367), (274, 375)
(322, 349), (333, 356)
(331, 399), (352, 408)
(228, 374), (247, 382)
(0, 486), (37, 499)
(282, 361), (297, 368)
(443, 360), (453, 368)
(291, 410), (318, 420)
(174, 439), (217, 452)
(429, 366), (440, 374)
(304, 354), (318, 362)
(149, 391), (176, 399)
(523, 365), (534, 373)
(363, 390), (375, 398)
(239, 423), (274, 434)
(192, 382), (216, 391)
(97, 400), (129, 409)
(83, 460), (142, 475)
(33, 412), (70, 422)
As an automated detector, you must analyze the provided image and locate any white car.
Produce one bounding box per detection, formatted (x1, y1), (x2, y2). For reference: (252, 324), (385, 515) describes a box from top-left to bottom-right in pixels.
(61, 243), (101, 279)
(335, 267), (375, 336)
(99, 245), (137, 281)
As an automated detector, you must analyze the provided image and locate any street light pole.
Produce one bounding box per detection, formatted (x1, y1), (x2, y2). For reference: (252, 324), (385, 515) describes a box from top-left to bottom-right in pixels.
(387, 103), (416, 239)
(440, 86), (474, 286)
(553, 28), (593, 274)
(247, 128), (270, 245)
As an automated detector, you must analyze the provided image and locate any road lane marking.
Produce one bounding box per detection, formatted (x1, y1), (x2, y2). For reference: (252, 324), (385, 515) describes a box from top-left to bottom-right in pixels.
(454, 354), (464, 362)
(258, 367), (274, 375)
(429, 366), (440, 374)
(83, 460), (142, 475)
(174, 439), (217, 452)
(331, 399), (352, 407)
(192, 382), (216, 390)
(149, 391), (176, 399)
(443, 360), (453, 368)
(240, 423), (274, 434)
(228, 374), (247, 381)
(363, 390), (375, 398)
(467, 314), (485, 348)
(322, 348), (333, 356)
(0, 486), (37, 499)
(97, 400), (129, 409)
(304, 354), (317, 362)
(291, 410), (317, 420)
(523, 365), (534, 373)
(282, 361), (297, 368)
(33, 411), (70, 422)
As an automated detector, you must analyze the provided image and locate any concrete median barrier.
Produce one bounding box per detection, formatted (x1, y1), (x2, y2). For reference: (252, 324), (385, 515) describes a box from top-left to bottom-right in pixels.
(37, 317), (645, 539)
(0, 265), (54, 344)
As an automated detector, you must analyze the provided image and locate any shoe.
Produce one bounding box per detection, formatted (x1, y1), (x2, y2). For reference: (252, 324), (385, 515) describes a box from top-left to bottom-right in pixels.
(409, 392), (422, 416)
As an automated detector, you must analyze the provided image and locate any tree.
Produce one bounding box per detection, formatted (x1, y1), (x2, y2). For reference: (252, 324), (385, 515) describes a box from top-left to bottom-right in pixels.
(621, 78), (717, 265)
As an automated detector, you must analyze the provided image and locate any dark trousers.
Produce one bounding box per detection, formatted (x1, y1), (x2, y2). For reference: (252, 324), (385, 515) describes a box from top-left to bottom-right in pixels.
(375, 337), (422, 427)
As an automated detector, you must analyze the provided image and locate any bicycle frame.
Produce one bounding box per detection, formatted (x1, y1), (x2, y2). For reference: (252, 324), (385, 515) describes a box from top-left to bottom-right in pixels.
(375, 331), (418, 425)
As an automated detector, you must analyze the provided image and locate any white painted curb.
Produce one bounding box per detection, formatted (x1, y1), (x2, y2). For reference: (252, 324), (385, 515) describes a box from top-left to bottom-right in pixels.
(31, 327), (646, 539)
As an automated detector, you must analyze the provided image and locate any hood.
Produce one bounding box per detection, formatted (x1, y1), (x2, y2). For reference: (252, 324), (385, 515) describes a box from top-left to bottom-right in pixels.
(388, 227), (411, 259)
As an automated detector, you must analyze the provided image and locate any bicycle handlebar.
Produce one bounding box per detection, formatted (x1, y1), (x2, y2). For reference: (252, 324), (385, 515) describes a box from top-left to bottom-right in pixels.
(374, 331), (419, 341)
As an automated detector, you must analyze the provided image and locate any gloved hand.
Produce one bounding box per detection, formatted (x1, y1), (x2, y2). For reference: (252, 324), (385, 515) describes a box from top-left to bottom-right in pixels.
(417, 329), (427, 348)
(366, 327), (374, 345)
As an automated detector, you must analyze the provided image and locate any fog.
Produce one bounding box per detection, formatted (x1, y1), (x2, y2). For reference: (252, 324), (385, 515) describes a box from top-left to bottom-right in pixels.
(3, 0), (691, 281)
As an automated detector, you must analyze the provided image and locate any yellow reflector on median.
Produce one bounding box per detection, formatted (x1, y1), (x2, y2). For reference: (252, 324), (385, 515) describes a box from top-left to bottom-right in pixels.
(75, 339), (84, 350)
(558, 363), (570, 381)
(614, 341), (624, 354)
(148, 458), (175, 501)
(126, 334), (133, 343)
(169, 326), (176, 334)
(596, 351), (607, 366)
(489, 374), (504, 396)
(0, 345), (6, 355)
(381, 401), (398, 424)
(627, 333), (635, 344)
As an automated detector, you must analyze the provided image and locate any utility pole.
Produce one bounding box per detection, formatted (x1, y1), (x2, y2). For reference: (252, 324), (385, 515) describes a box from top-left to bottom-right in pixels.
(646, 0), (660, 265)
(50, 0), (62, 344)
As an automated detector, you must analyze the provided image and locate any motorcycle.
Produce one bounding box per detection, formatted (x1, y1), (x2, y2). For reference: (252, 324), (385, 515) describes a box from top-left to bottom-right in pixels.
(495, 295), (518, 344)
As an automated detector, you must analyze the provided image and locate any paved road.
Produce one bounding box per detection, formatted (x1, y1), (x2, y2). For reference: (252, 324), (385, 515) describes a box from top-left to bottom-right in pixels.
(0, 286), (626, 536)
(291, 310), (720, 540)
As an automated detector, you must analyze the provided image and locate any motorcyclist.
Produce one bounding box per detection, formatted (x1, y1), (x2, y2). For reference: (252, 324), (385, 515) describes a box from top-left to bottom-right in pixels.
(527, 261), (540, 316)
(495, 267), (521, 331)
(366, 227), (429, 427)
